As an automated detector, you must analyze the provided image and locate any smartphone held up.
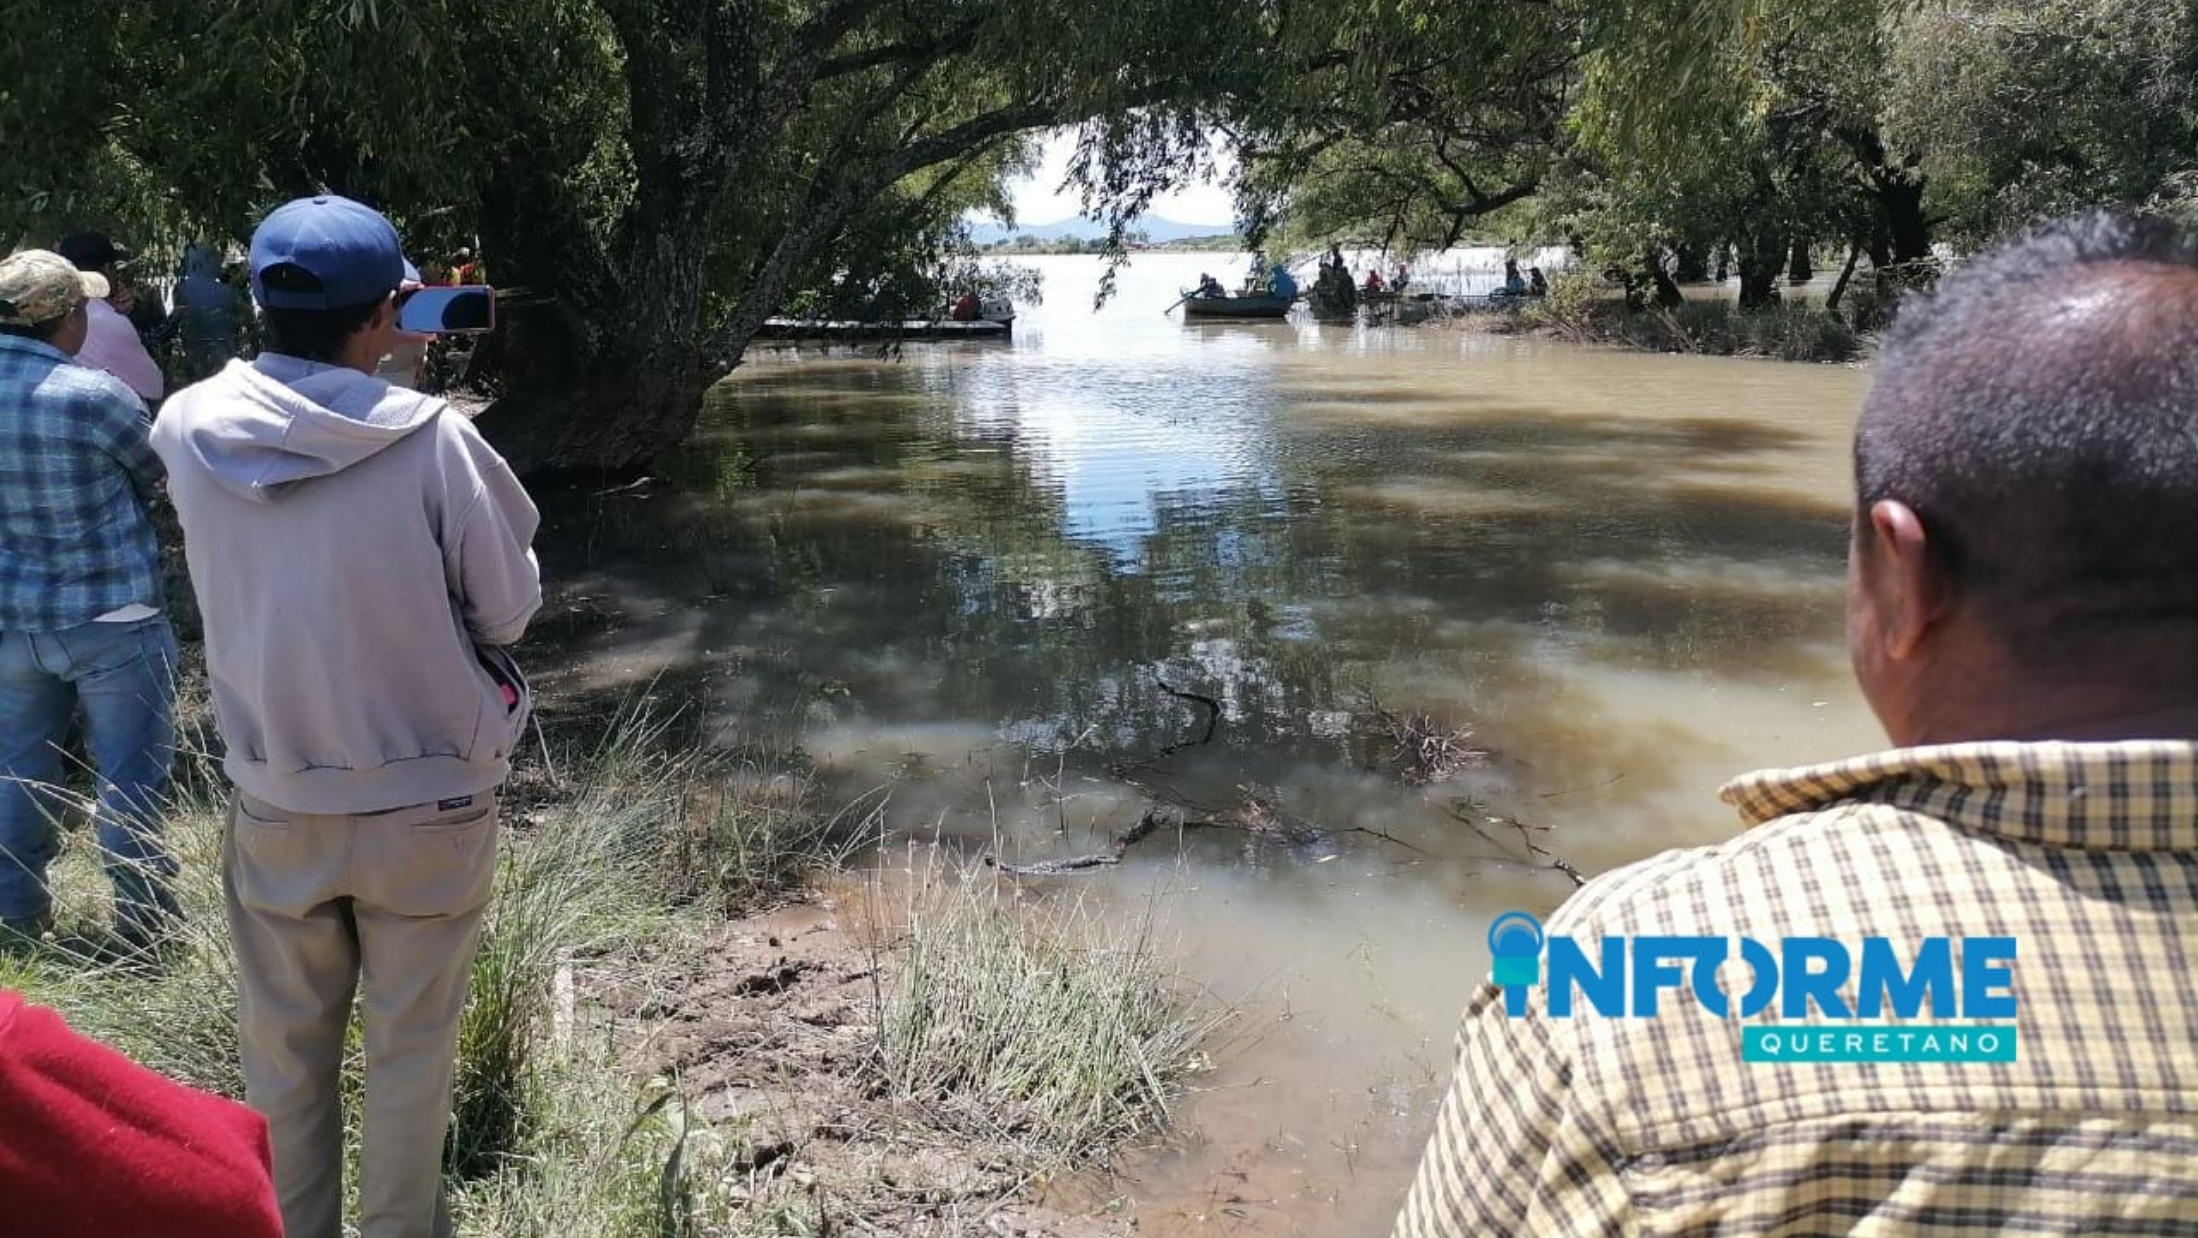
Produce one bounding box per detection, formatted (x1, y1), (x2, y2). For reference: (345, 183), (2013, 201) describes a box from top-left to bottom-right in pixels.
(397, 285), (495, 334)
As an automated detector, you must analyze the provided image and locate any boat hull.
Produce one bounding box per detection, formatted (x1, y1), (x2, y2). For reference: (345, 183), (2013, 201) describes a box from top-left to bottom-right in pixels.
(1182, 295), (1292, 319)
(755, 318), (1011, 341)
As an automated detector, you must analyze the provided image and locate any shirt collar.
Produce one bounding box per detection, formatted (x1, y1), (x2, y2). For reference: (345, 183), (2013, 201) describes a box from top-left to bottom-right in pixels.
(1720, 740), (2198, 850)
(0, 333), (74, 367)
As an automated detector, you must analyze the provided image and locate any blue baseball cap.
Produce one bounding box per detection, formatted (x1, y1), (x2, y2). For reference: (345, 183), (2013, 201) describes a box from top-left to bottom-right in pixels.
(249, 195), (408, 310)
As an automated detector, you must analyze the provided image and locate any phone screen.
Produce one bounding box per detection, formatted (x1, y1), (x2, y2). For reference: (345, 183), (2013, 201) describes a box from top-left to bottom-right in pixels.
(397, 286), (495, 334)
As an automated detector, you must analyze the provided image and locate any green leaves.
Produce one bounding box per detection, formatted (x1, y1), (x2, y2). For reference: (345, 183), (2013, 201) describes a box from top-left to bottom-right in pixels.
(1884, 0), (2198, 245)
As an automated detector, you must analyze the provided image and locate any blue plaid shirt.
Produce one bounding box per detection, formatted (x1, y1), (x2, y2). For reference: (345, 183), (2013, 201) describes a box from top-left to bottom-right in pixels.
(0, 334), (164, 632)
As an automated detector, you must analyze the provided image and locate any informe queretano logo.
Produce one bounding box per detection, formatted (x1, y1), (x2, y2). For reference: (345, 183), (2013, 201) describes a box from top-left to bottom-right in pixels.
(1487, 911), (2017, 1063)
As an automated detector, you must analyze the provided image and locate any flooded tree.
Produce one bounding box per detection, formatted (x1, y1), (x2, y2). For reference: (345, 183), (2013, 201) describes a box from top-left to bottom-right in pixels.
(8, 0), (2193, 468)
(1232, 0), (2196, 310)
(2, 0), (1255, 470)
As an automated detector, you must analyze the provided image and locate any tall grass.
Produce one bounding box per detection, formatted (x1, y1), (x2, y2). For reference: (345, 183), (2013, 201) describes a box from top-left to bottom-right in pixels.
(6, 706), (1216, 1234)
(0, 750), (245, 1096)
(5, 707), (835, 1235)
(872, 872), (1224, 1163)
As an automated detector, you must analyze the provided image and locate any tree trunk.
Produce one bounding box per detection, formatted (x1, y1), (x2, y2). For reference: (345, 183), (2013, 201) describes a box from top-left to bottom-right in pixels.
(1673, 243), (1708, 283)
(1787, 235), (1814, 284)
(1837, 124), (1934, 282)
(471, 303), (714, 477)
(1645, 251), (1684, 308)
(1735, 231), (1785, 310)
(1825, 240), (1864, 318)
(1606, 265), (1647, 313)
(472, 206), (718, 474)
(1877, 176), (1932, 271)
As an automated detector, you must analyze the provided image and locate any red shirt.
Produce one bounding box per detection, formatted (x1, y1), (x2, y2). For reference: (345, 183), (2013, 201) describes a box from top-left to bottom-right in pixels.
(0, 990), (281, 1237)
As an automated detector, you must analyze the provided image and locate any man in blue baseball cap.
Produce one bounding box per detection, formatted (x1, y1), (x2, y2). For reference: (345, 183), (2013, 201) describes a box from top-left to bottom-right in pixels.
(154, 194), (541, 1238)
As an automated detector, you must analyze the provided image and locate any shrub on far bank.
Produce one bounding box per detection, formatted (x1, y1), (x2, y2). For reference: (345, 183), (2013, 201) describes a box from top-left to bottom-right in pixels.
(1518, 272), (1876, 363)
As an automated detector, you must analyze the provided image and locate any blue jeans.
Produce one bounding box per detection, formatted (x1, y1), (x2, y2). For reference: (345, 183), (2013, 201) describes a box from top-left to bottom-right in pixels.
(0, 616), (180, 931)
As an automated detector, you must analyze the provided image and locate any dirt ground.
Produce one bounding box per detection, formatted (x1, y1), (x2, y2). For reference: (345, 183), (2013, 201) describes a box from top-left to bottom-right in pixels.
(619, 898), (1138, 1237)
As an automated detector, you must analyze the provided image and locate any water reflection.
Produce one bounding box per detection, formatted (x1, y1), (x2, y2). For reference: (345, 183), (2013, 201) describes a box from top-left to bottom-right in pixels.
(533, 253), (1881, 1236)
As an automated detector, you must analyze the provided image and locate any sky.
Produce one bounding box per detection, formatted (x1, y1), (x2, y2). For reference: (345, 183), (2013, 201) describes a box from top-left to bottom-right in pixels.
(979, 128), (1238, 227)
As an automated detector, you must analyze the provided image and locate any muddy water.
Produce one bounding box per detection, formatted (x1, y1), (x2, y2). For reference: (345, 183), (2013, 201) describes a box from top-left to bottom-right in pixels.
(535, 253), (1881, 1235)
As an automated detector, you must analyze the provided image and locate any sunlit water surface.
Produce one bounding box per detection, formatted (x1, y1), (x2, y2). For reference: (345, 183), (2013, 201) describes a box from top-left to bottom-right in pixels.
(534, 252), (1879, 1236)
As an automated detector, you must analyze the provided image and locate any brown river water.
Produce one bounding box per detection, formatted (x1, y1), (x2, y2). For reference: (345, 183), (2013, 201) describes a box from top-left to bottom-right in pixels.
(534, 253), (1882, 1235)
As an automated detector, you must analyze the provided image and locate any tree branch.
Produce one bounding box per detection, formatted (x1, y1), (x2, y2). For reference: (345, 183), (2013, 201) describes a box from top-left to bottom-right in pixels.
(815, 14), (988, 82)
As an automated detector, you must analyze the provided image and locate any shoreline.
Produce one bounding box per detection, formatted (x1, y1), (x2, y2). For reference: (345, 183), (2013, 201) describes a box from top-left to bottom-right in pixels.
(1433, 297), (1876, 365)
(3, 625), (1206, 1237)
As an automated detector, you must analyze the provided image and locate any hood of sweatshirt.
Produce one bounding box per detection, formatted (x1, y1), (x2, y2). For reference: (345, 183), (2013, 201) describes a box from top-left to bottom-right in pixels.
(170, 355), (447, 504)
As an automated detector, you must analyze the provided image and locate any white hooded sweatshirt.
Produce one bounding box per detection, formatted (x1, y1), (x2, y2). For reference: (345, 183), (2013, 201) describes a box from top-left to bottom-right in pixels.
(153, 354), (542, 815)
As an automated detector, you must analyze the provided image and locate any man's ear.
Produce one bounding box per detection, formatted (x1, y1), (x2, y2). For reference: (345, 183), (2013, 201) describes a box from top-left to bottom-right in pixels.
(1861, 499), (1949, 659)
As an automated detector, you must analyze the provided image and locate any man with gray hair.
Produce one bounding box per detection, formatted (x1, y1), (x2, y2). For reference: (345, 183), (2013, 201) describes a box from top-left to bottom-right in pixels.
(1394, 210), (2198, 1235)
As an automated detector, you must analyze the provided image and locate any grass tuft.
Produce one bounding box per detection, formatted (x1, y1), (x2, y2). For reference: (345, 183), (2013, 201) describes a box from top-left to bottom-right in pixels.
(872, 872), (1222, 1164)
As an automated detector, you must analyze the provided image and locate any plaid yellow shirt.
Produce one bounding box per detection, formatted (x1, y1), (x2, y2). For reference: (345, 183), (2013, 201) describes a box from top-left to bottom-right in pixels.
(1393, 741), (2198, 1237)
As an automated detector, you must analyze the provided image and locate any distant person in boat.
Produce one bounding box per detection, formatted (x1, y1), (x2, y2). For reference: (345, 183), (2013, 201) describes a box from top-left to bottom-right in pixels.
(1362, 268), (1385, 294)
(1247, 251), (1268, 289)
(1267, 265), (1298, 301)
(1527, 267), (1550, 297)
(1501, 258), (1527, 296)
(950, 291), (982, 321)
(1195, 273), (1225, 299)
(1326, 245), (1347, 277)
(1392, 210), (2198, 1238)
(1392, 263), (1410, 292)
(444, 247), (481, 285)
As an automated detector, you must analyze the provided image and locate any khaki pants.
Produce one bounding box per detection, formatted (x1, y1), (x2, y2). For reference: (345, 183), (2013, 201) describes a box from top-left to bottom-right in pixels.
(224, 789), (500, 1238)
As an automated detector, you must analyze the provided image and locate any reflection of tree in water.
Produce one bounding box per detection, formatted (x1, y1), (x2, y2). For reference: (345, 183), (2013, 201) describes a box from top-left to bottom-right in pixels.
(538, 357), (1856, 807)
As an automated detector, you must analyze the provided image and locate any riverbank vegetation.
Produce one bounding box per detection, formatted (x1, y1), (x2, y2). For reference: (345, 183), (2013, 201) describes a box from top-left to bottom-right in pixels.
(11, 2), (2193, 468)
(1463, 274), (1879, 363)
(1241, 0), (2197, 338)
(0, 690), (1213, 1235)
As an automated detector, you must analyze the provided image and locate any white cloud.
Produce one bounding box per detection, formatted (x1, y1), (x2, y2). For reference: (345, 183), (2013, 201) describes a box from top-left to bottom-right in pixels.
(978, 128), (1238, 227)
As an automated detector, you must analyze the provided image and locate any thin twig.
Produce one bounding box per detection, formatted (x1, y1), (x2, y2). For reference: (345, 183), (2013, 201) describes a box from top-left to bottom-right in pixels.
(1536, 773), (1625, 800)
(1447, 800), (1589, 888)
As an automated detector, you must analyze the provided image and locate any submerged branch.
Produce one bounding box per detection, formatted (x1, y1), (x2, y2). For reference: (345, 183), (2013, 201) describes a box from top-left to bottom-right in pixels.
(1108, 672), (1223, 776)
(1446, 799), (1588, 888)
(1353, 688), (1490, 785)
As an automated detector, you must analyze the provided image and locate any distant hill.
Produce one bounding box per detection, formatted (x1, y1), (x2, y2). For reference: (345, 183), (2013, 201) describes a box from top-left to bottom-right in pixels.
(966, 214), (1234, 246)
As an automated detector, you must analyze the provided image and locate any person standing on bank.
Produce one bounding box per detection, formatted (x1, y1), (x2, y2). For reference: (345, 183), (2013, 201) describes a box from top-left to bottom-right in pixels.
(1393, 210), (2198, 1236)
(154, 195), (541, 1238)
(55, 233), (165, 407)
(0, 250), (180, 951)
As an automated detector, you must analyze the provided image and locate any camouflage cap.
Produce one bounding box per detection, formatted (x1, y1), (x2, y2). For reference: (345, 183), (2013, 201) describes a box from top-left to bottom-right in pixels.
(0, 250), (109, 327)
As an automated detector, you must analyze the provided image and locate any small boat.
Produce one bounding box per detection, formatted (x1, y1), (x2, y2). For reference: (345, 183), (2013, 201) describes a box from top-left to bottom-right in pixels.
(1181, 291), (1294, 319)
(755, 317), (1011, 341)
(758, 294), (1016, 341)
